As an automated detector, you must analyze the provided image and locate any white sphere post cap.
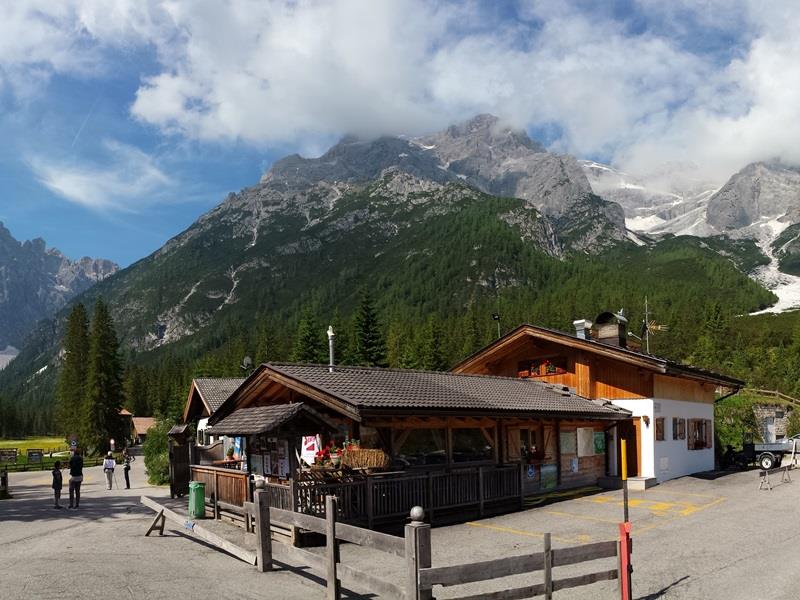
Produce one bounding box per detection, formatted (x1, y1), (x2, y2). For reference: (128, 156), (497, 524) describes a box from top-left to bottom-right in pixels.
(410, 506), (425, 522)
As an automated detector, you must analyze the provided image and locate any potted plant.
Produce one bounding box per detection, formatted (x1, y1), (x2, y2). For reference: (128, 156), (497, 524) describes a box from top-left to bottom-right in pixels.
(329, 442), (342, 468)
(226, 446), (235, 461)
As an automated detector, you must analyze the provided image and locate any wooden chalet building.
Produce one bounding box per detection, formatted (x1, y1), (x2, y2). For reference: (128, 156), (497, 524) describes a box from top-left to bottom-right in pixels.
(203, 363), (630, 526)
(452, 315), (744, 488)
(184, 377), (246, 445)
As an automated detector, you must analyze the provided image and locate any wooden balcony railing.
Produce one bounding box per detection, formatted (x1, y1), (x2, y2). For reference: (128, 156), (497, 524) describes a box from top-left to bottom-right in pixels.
(264, 464), (522, 529)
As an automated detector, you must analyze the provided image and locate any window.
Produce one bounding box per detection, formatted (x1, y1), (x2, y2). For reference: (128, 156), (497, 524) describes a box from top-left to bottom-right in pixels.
(518, 357), (567, 378)
(655, 417), (665, 441)
(776, 411), (785, 420)
(672, 418), (686, 440)
(452, 428), (494, 463)
(396, 429), (446, 466)
(688, 419), (713, 450)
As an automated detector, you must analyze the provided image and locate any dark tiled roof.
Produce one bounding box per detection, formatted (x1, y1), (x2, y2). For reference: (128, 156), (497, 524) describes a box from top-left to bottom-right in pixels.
(194, 377), (246, 412)
(209, 403), (307, 435)
(267, 363), (630, 419)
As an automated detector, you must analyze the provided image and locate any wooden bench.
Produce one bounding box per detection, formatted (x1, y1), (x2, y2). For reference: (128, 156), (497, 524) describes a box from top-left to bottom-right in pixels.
(759, 464), (793, 490)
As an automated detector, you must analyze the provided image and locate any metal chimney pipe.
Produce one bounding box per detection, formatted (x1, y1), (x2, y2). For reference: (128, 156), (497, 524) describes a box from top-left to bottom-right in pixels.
(327, 326), (335, 373)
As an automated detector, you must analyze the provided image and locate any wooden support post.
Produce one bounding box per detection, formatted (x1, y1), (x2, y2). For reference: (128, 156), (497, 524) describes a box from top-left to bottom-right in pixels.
(145, 509), (166, 536)
(519, 462), (525, 509)
(543, 532), (553, 600)
(325, 495), (340, 600)
(405, 506), (432, 600)
(253, 488), (272, 572)
(213, 471), (219, 520)
(478, 466), (485, 518)
(366, 476), (374, 530)
(427, 471), (434, 525)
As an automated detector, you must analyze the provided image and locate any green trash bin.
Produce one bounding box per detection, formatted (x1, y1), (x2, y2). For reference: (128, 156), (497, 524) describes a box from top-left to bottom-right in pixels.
(188, 481), (205, 519)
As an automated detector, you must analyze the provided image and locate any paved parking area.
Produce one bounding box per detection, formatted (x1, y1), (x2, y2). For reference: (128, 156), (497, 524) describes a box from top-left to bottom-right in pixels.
(340, 468), (800, 599)
(4, 463), (800, 599)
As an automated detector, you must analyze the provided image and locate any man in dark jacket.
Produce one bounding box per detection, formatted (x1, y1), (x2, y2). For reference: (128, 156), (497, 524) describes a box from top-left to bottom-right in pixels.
(68, 449), (84, 509)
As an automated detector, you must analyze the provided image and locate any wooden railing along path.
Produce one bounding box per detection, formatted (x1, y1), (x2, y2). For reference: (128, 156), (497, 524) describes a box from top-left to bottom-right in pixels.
(262, 464), (522, 529)
(141, 486), (632, 600)
(189, 465), (250, 520)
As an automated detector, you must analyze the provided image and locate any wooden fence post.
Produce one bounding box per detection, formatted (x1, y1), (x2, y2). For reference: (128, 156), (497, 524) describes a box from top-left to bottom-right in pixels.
(253, 485), (272, 572)
(543, 532), (553, 600)
(325, 495), (340, 600)
(366, 477), (374, 530)
(405, 506), (432, 600)
(213, 470), (219, 520)
(478, 466), (485, 517)
(427, 472), (434, 525)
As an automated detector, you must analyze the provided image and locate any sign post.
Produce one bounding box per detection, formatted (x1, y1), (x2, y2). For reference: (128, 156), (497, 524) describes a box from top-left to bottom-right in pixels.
(619, 438), (633, 599)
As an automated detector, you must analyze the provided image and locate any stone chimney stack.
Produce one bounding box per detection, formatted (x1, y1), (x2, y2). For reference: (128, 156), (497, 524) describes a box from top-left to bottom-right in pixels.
(573, 319), (592, 340)
(594, 311), (628, 348)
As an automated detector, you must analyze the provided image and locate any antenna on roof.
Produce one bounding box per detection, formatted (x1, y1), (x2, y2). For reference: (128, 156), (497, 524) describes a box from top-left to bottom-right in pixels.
(327, 326), (336, 373)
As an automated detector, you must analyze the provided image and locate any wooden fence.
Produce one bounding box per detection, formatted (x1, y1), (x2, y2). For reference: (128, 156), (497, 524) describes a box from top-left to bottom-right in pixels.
(418, 534), (622, 599)
(189, 465), (250, 519)
(143, 485), (632, 600)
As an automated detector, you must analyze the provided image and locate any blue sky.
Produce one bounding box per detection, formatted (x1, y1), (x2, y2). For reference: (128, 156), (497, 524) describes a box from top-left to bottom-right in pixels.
(1, 1), (798, 266)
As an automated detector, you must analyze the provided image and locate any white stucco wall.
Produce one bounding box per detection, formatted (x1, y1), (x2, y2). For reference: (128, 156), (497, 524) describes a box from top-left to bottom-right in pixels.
(611, 399), (655, 478)
(651, 397), (714, 482)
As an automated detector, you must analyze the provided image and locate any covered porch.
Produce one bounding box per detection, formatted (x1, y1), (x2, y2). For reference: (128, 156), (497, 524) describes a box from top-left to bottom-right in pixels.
(200, 362), (631, 529)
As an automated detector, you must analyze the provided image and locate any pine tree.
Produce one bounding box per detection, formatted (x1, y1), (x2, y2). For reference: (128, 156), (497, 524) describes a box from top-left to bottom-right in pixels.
(292, 309), (325, 363)
(124, 365), (150, 416)
(352, 289), (387, 366)
(419, 315), (448, 371)
(82, 299), (125, 453)
(56, 303), (89, 440)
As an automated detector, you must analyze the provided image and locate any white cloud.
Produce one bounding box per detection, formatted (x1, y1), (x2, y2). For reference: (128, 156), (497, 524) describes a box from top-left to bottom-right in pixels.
(30, 140), (171, 211)
(5, 1), (800, 184)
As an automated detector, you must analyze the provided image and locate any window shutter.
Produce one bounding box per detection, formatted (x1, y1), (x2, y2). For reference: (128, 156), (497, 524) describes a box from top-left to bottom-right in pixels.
(705, 419), (713, 449)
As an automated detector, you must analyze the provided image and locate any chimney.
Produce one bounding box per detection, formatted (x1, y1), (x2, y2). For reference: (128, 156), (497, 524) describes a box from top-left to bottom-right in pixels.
(327, 326), (336, 373)
(594, 311), (628, 348)
(573, 319), (592, 340)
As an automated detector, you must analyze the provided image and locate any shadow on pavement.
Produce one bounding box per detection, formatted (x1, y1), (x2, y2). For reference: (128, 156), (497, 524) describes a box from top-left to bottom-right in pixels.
(636, 575), (690, 599)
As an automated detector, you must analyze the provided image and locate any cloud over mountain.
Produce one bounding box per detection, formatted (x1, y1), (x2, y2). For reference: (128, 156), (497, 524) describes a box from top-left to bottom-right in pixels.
(4, 1), (800, 186)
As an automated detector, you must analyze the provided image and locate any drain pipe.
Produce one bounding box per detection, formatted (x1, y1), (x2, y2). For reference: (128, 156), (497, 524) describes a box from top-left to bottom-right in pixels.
(327, 326), (336, 373)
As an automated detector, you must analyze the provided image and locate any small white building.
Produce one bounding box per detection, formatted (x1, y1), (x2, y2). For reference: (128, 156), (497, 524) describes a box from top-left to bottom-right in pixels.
(452, 315), (743, 489)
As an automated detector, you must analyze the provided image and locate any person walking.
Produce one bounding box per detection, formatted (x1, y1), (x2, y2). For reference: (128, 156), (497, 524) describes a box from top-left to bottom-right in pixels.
(68, 449), (83, 509)
(51, 460), (64, 509)
(102, 452), (116, 490)
(122, 448), (135, 489)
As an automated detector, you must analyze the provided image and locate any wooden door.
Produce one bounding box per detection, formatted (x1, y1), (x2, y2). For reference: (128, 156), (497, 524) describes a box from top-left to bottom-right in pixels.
(616, 419), (639, 478)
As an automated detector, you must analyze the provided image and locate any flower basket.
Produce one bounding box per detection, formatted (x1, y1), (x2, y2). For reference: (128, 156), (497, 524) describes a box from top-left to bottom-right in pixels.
(342, 448), (390, 470)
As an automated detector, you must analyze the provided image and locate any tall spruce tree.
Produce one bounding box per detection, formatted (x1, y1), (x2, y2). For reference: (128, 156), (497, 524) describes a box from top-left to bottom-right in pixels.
(82, 299), (125, 452)
(56, 303), (89, 440)
(352, 289), (387, 366)
(292, 309), (325, 363)
(419, 315), (448, 371)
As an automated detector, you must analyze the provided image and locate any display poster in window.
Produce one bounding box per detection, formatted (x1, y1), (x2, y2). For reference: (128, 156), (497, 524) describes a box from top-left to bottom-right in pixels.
(593, 432), (606, 454)
(541, 464), (558, 490)
(570, 458), (579, 473)
(576, 428), (595, 457)
(526, 464), (537, 479)
(263, 453), (271, 476)
(559, 431), (577, 455)
(301, 435), (319, 466)
(277, 439), (290, 478)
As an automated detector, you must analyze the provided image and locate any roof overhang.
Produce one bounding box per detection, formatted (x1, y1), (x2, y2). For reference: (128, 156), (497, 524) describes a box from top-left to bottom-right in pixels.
(208, 365), (362, 426)
(452, 324), (744, 390)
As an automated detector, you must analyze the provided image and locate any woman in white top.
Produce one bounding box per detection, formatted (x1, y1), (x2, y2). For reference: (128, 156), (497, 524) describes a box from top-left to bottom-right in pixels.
(102, 452), (116, 490)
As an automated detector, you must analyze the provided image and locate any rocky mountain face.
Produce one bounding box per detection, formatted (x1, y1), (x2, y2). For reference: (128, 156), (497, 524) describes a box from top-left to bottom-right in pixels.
(583, 160), (800, 313)
(46, 115), (634, 353)
(0, 223), (118, 347)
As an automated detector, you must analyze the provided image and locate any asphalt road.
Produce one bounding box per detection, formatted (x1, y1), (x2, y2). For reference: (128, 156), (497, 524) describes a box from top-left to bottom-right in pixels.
(4, 459), (800, 599)
(0, 455), (324, 600)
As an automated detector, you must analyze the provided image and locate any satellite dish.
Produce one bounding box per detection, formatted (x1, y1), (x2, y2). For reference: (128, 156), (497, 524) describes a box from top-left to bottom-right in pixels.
(241, 356), (253, 371)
